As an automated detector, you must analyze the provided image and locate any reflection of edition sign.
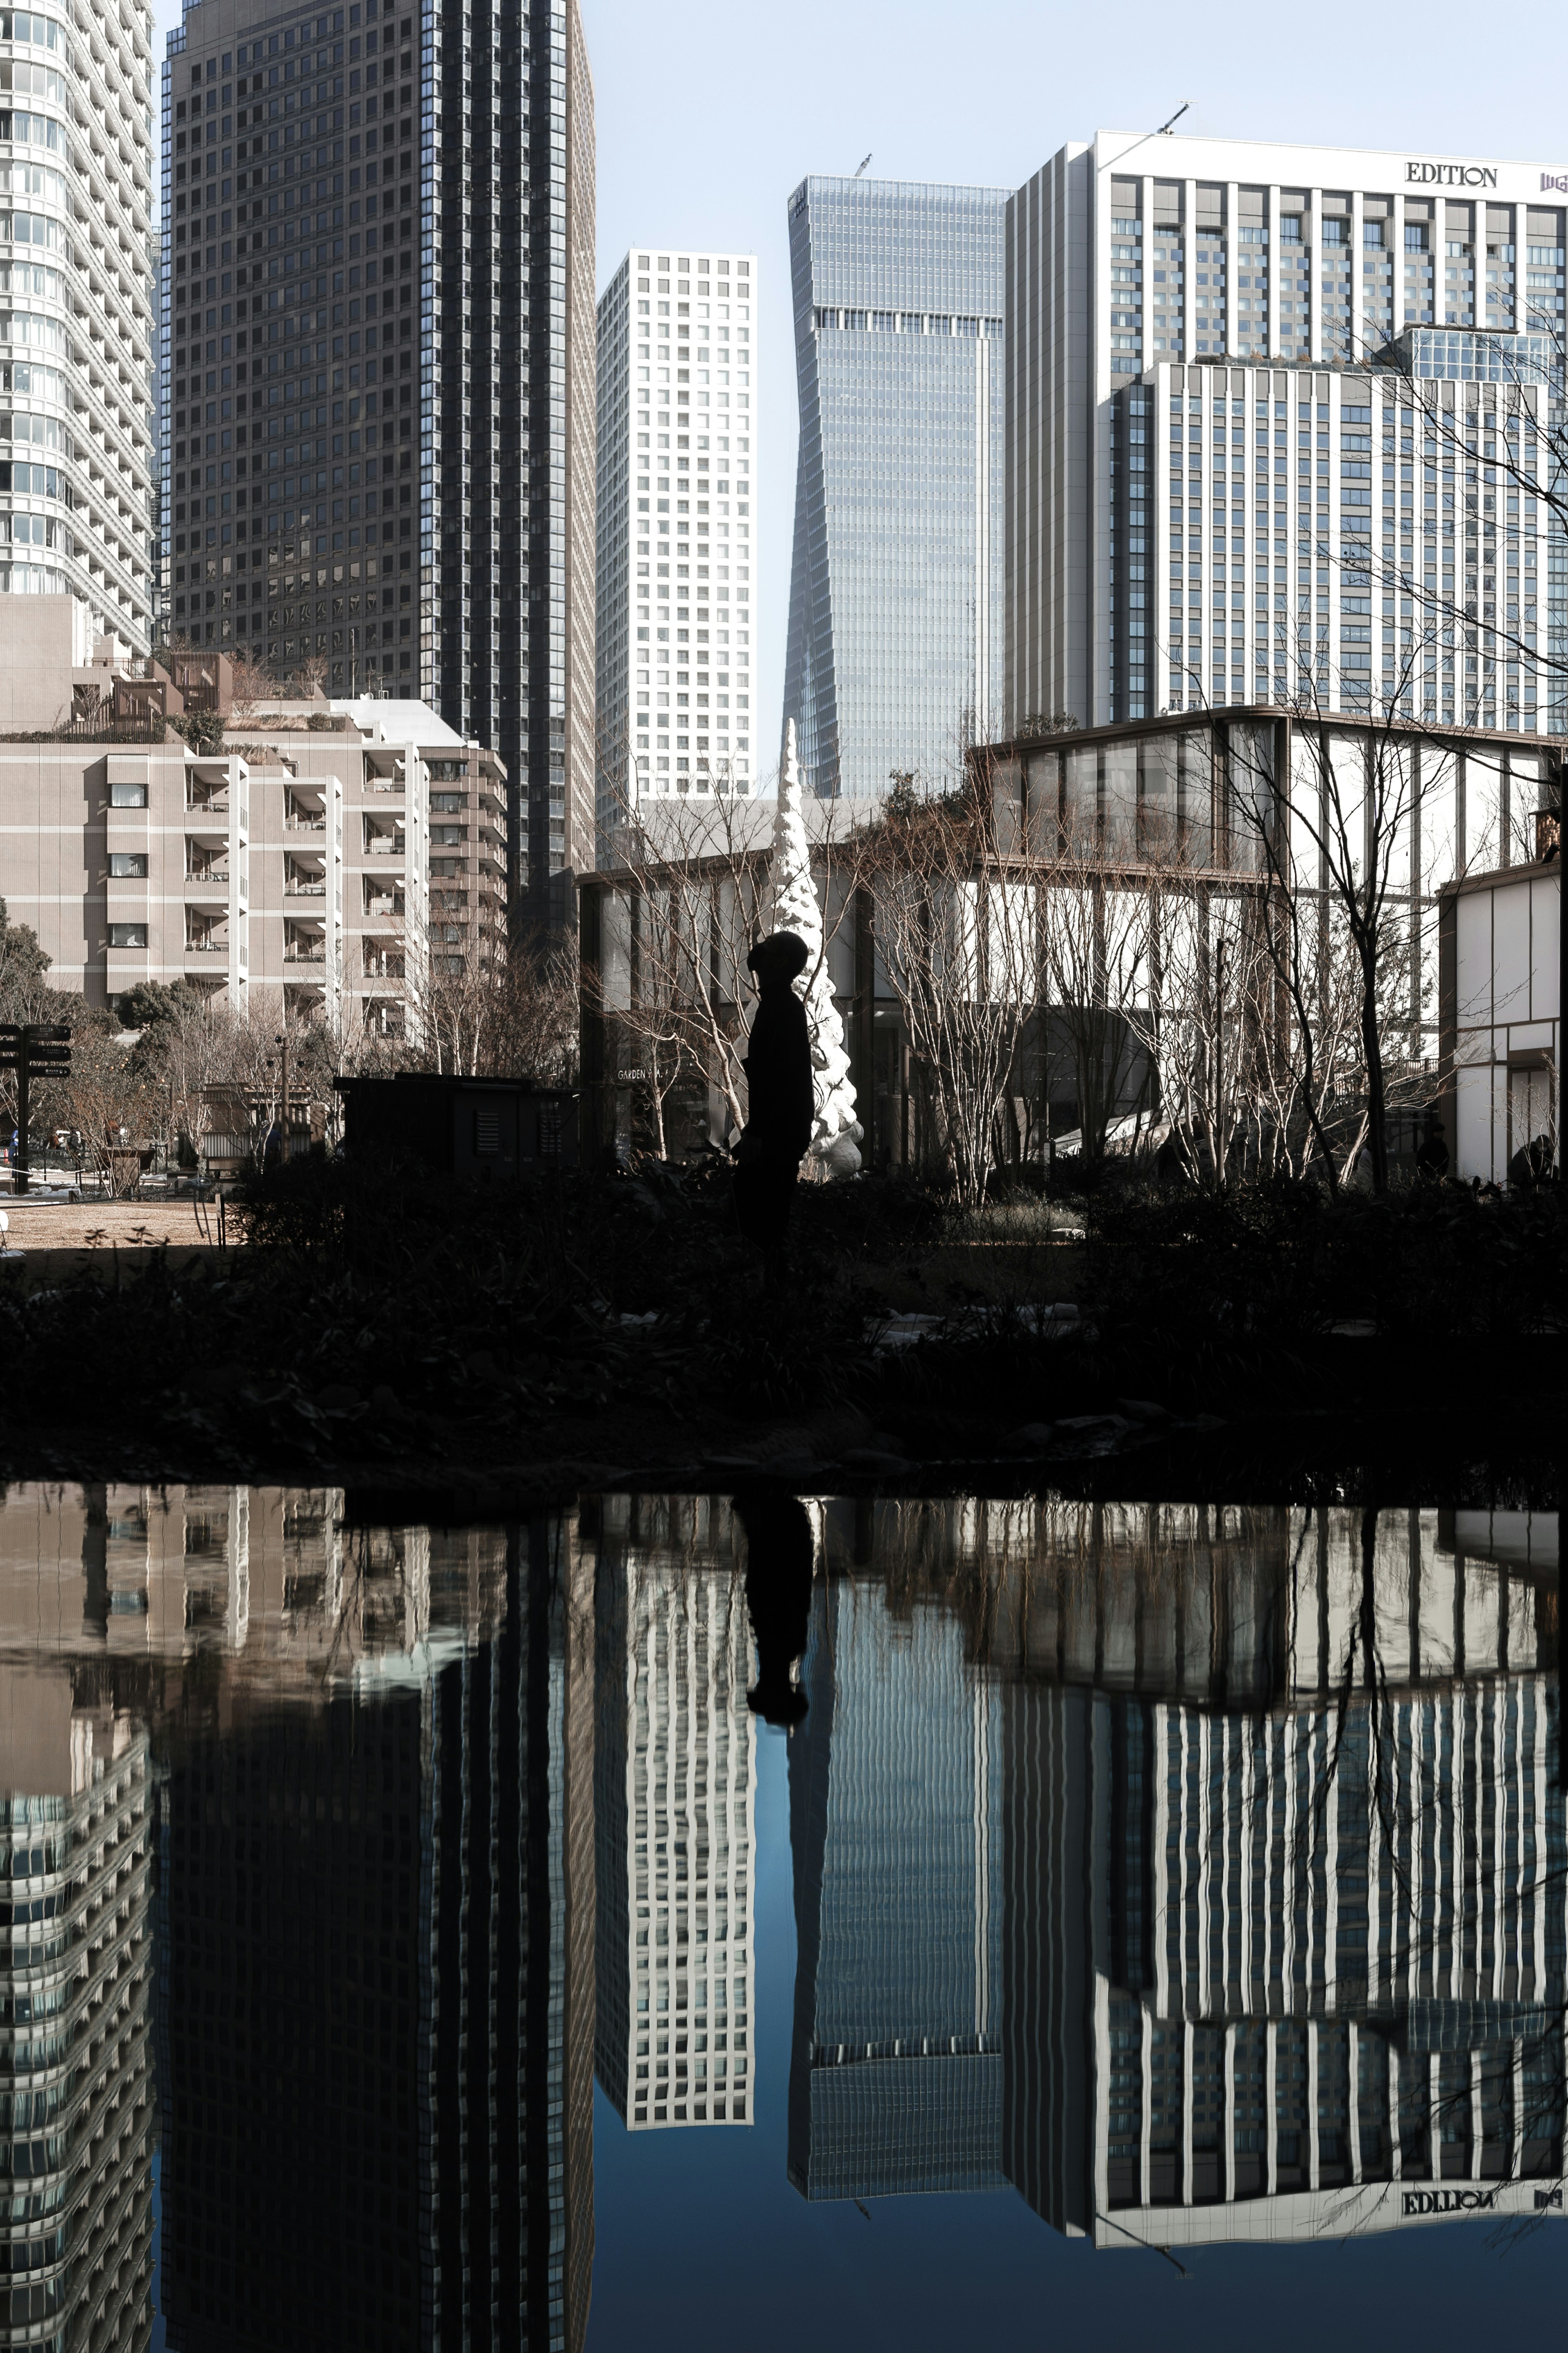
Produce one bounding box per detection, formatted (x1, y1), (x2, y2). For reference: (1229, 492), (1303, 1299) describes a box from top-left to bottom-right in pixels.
(1401, 2188), (1498, 2215)
(1405, 161), (1499, 187)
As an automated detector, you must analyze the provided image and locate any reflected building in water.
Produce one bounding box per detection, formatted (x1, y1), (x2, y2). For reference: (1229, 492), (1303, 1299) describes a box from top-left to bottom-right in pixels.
(977, 1501), (1566, 2247)
(0, 1487), (597, 2353)
(786, 1528), (1005, 2200)
(590, 1498), (756, 2131)
(0, 1673), (154, 2353)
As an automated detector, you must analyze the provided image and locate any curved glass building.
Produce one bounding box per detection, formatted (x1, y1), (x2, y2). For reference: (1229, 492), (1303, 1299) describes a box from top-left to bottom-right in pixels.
(783, 175), (1006, 800)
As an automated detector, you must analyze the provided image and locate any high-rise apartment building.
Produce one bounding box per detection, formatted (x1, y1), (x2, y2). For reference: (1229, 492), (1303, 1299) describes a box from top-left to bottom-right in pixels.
(159, 0), (597, 921)
(1006, 134), (1568, 735)
(0, 0), (157, 652)
(783, 176), (1006, 800)
(595, 245), (758, 828)
(593, 1497), (757, 2131)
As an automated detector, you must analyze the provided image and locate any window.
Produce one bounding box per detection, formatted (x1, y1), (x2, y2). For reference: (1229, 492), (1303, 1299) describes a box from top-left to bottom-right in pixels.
(108, 925), (147, 949)
(108, 783), (147, 807)
(109, 854), (148, 878)
(1405, 225), (1429, 252)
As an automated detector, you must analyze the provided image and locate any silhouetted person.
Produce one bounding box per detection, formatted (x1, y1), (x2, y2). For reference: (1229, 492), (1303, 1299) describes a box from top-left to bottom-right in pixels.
(733, 930), (813, 1289)
(1415, 1105), (1450, 1180)
(733, 1486), (813, 1728)
(1508, 1132), (1555, 1190)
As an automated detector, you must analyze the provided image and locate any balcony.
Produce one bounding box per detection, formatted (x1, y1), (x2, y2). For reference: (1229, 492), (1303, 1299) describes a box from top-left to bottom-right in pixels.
(283, 944), (327, 965)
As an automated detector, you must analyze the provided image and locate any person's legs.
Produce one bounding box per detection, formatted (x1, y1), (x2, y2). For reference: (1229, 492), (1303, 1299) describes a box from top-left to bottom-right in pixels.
(733, 1159), (799, 1285)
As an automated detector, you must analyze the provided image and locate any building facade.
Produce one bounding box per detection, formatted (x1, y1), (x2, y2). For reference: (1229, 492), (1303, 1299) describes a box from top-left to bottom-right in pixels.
(1005, 134), (1568, 734)
(0, 602), (506, 1030)
(1, 0), (158, 652)
(592, 1497), (756, 2131)
(783, 176), (1006, 800)
(158, 0), (596, 920)
(595, 245), (757, 833)
(1438, 847), (1561, 1182)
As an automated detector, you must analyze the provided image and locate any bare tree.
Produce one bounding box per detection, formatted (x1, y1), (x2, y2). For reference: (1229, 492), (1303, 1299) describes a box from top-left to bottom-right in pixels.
(591, 784), (771, 1157)
(852, 775), (1038, 1209)
(1035, 829), (1162, 1177)
(1169, 597), (1443, 1194)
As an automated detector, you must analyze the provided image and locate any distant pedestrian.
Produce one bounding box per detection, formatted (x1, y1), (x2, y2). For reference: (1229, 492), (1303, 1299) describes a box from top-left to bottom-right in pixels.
(732, 930), (813, 1290)
(1415, 1105), (1449, 1180)
(733, 1486), (813, 1728)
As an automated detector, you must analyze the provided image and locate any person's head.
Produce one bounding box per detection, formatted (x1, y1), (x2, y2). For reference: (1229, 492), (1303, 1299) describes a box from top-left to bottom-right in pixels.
(747, 930), (808, 991)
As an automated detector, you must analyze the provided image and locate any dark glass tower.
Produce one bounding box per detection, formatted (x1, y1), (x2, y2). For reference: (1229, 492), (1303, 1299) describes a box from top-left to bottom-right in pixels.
(156, 1525), (596, 2352)
(160, 0), (597, 919)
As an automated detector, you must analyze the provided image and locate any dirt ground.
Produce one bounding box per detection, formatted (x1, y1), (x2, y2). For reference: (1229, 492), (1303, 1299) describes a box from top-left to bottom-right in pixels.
(0, 1200), (220, 1250)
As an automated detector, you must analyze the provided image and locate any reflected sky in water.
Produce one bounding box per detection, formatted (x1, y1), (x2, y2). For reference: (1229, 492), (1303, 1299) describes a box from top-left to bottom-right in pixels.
(0, 1487), (1561, 2352)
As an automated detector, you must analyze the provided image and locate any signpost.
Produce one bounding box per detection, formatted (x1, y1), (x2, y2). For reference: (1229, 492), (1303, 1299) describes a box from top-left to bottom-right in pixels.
(0, 1026), (71, 1197)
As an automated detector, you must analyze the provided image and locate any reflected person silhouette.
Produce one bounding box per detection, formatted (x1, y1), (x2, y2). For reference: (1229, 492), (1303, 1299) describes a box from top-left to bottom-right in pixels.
(733, 930), (814, 1292)
(733, 1485), (813, 1726)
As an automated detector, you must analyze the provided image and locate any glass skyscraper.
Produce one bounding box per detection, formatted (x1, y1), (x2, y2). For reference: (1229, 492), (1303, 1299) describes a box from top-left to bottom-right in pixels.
(786, 1566), (1005, 2201)
(783, 176), (1007, 799)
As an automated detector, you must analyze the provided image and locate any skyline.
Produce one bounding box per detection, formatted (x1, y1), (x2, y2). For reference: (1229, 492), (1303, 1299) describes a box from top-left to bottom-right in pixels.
(142, 0), (1562, 781)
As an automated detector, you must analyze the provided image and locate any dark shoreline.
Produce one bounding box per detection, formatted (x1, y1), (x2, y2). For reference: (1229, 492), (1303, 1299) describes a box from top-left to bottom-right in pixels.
(7, 1379), (1561, 1520)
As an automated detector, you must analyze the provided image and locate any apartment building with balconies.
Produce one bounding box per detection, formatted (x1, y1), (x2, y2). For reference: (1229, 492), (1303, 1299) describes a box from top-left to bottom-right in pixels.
(0, 596), (505, 1035)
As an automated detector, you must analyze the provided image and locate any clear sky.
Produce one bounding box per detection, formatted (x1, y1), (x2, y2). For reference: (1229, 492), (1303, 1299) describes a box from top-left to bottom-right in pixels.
(154, 0), (1549, 777)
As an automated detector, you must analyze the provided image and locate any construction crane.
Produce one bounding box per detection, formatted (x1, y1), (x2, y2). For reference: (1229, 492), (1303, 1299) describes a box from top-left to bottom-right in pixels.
(854, 153), (872, 178)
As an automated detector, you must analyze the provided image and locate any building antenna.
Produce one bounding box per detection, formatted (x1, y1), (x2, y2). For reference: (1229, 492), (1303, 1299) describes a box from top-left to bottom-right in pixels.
(854, 153), (872, 178)
(1101, 103), (1189, 178)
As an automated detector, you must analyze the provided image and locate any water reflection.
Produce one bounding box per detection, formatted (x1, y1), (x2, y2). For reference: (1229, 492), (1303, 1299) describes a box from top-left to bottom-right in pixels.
(0, 1486), (1561, 2351)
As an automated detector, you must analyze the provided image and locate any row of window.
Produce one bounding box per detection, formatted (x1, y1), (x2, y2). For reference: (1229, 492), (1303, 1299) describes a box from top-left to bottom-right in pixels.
(1112, 214), (1562, 259)
(814, 307), (998, 337)
(0, 13), (65, 49)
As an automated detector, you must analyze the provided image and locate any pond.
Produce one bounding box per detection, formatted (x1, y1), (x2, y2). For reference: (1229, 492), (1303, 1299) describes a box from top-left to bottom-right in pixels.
(0, 1483), (1561, 2351)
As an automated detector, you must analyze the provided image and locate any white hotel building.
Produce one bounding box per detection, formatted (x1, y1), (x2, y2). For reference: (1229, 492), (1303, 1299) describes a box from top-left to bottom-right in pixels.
(1005, 134), (1568, 734)
(1000, 1506), (1566, 2251)
(595, 245), (757, 831)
